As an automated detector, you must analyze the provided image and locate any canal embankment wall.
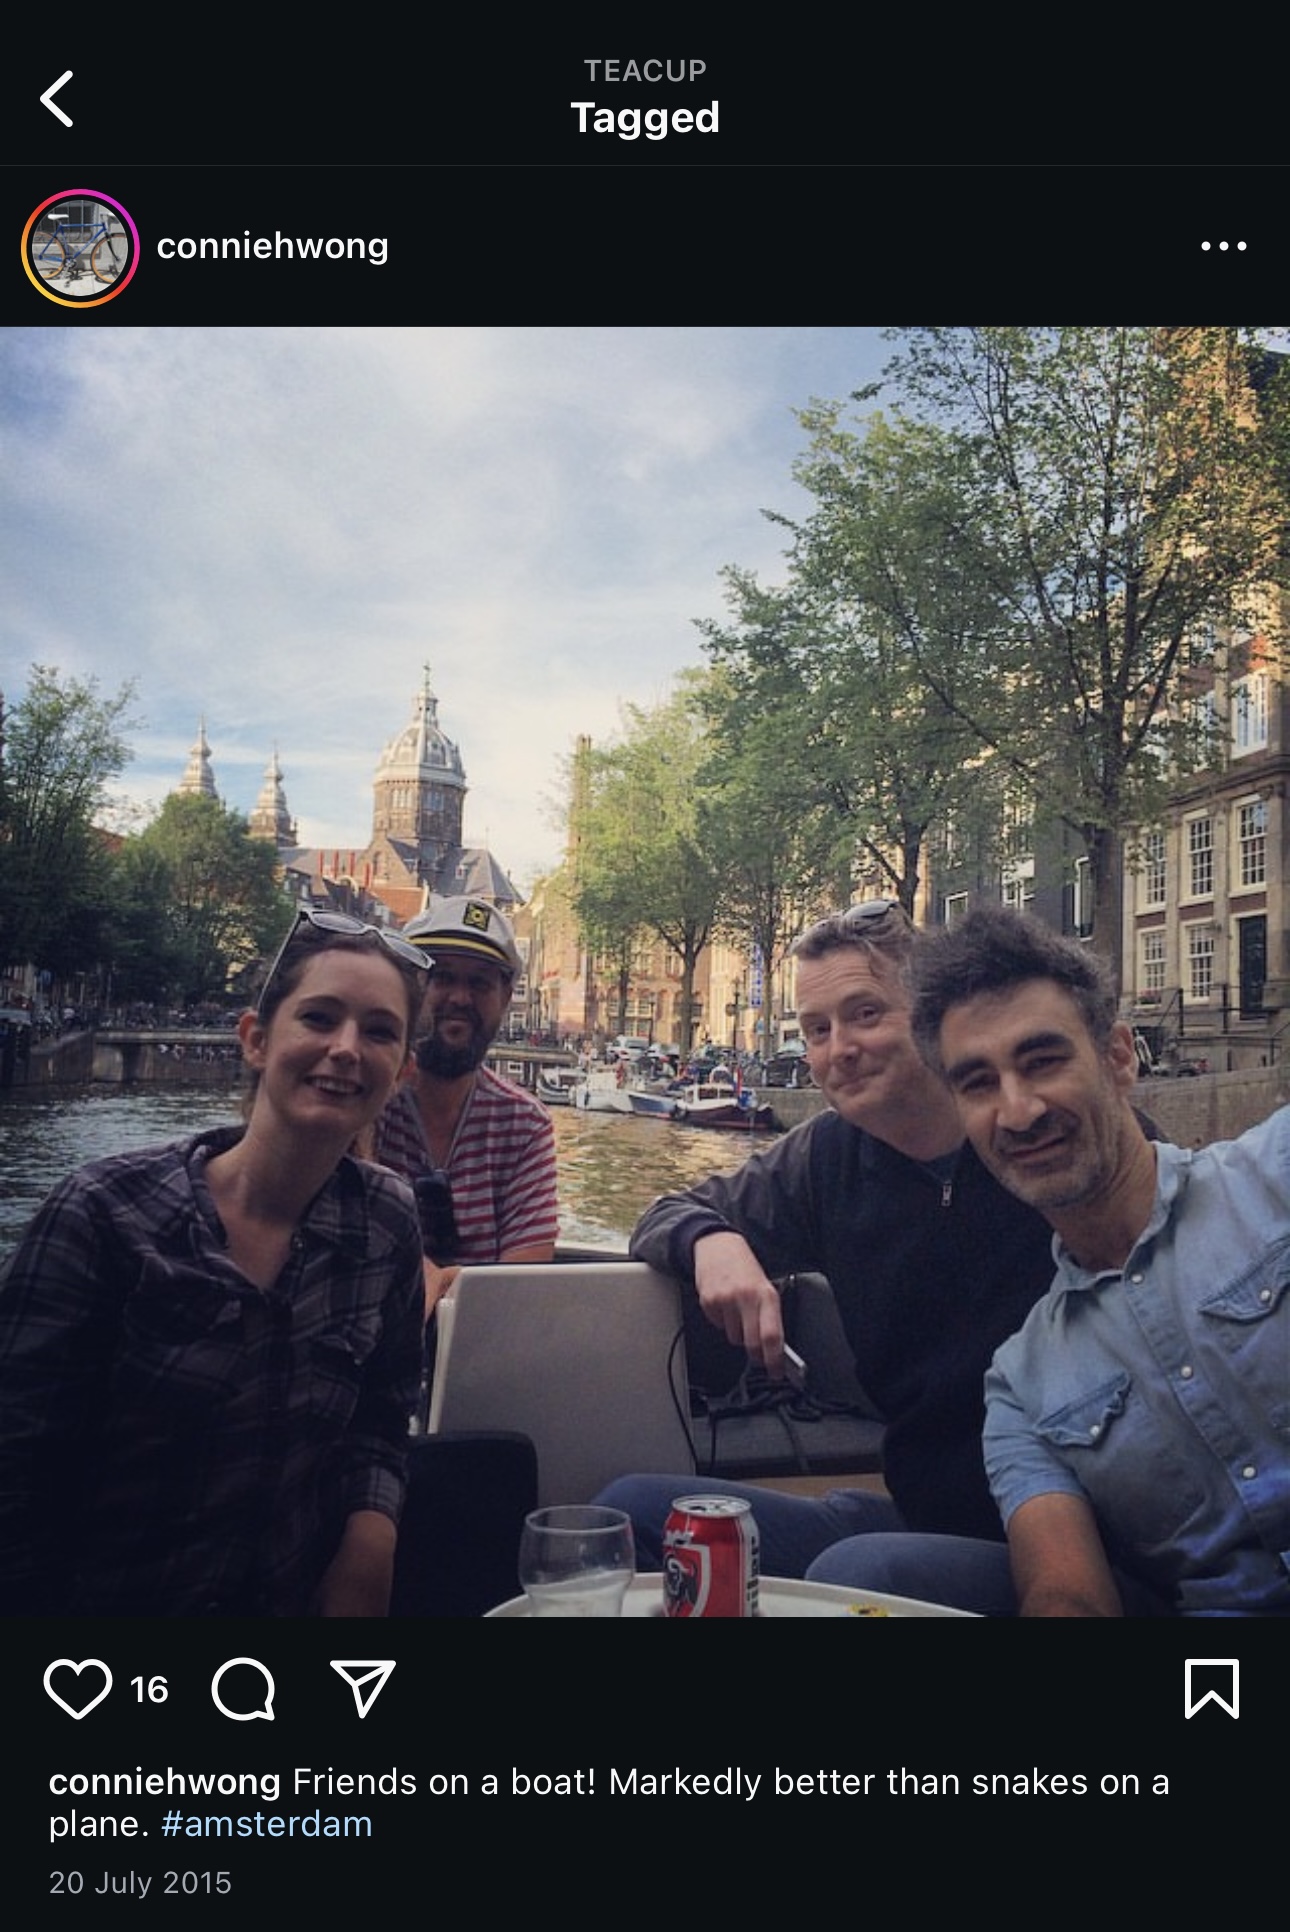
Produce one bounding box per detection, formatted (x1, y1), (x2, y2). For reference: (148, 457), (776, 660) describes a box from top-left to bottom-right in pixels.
(766, 1068), (1290, 1147)
(17, 1032), (574, 1091)
(16, 1031), (240, 1088)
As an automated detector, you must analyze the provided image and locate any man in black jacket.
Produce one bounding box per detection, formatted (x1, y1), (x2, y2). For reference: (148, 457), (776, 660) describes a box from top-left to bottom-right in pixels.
(601, 901), (1061, 1614)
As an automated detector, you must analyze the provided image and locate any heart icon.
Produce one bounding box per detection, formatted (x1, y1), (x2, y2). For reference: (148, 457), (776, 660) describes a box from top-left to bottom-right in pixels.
(44, 1658), (113, 1719)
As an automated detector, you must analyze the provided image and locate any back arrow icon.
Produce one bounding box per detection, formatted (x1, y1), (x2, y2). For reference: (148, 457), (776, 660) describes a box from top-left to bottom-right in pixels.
(41, 71), (74, 128)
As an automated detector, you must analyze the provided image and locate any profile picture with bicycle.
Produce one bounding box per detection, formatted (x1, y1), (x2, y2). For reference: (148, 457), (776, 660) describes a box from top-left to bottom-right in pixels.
(23, 189), (139, 307)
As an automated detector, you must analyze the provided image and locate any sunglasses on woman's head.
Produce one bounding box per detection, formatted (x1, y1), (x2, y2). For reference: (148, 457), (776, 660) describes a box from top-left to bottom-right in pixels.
(257, 909), (432, 1015)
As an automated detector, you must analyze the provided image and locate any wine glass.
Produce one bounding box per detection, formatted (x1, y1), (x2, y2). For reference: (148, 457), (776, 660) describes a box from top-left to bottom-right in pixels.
(518, 1505), (636, 1617)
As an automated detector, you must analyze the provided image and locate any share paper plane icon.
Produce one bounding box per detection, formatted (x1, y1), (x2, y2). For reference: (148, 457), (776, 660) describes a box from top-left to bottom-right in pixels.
(329, 1659), (396, 1718)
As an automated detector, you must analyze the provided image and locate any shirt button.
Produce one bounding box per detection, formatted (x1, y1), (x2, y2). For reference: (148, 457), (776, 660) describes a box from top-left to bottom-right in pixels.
(1260, 1288), (1272, 1304)
(1242, 1466), (1257, 1480)
(1180, 1365), (1194, 1380)
(1130, 1272), (1144, 1284)
(1089, 1424), (1102, 1440)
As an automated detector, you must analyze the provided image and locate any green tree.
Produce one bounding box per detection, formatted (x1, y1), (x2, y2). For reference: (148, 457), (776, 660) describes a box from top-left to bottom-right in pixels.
(571, 684), (724, 1053)
(873, 326), (1290, 956)
(557, 737), (647, 1039)
(700, 411), (994, 919)
(104, 842), (189, 1005)
(0, 666), (137, 982)
(109, 794), (286, 1006)
(692, 662), (840, 998)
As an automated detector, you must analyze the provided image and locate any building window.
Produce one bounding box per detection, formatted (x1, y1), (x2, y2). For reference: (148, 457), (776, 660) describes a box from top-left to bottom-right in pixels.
(1186, 924), (1215, 1002)
(1187, 817), (1213, 899)
(1142, 830), (1166, 908)
(1232, 673), (1269, 756)
(1071, 856), (1093, 938)
(944, 892), (969, 927)
(1238, 915), (1267, 1019)
(1186, 685), (1219, 744)
(1001, 871), (1033, 914)
(1237, 799), (1267, 888)
(1002, 790), (1034, 864)
(1141, 929), (1165, 998)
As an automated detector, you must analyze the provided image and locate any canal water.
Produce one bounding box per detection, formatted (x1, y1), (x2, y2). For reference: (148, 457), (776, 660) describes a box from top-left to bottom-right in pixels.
(0, 1080), (761, 1258)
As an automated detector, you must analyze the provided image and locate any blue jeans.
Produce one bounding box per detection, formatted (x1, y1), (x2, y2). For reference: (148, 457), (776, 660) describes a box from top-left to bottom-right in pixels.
(595, 1475), (1018, 1616)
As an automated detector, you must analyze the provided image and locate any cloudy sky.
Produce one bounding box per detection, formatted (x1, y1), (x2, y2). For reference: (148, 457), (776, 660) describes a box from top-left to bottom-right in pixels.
(2, 328), (892, 892)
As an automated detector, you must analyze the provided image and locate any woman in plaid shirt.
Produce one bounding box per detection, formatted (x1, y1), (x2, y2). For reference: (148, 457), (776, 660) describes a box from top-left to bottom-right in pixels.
(0, 911), (431, 1616)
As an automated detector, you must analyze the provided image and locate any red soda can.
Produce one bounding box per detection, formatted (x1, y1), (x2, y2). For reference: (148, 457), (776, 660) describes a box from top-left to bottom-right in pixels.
(662, 1495), (760, 1618)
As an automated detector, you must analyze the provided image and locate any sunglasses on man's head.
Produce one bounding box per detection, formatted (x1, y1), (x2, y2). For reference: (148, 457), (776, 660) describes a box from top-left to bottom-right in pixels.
(840, 900), (903, 928)
(257, 908), (432, 1015)
(797, 899), (905, 950)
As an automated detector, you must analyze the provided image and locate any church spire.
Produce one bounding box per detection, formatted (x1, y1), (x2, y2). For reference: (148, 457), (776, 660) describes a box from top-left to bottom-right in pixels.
(177, 717), (218, 800)
(248, 746), (298, 848)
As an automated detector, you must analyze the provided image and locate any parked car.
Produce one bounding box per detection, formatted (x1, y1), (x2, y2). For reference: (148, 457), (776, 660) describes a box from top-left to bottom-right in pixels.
(763, 1041), (814, 1088)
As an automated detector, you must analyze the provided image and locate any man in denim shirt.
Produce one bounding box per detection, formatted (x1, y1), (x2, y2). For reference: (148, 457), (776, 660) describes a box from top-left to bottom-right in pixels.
(912, 904), (1290, 1618)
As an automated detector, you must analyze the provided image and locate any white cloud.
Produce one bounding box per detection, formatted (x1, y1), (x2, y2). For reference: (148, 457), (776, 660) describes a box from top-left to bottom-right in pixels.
(1, 327), (888, 888)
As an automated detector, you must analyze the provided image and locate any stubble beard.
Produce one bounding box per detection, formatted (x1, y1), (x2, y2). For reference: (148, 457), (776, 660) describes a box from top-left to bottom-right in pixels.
(988, 1105), (1122, 1216)
(414, 1017), (492, 1080)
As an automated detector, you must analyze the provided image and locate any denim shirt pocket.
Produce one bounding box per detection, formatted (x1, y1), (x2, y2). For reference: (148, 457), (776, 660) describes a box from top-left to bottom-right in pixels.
(1033, 1371), (1132, 1450)
(1201, 1250), (1290, 1437)
(1034, 1367), (1207, 1555)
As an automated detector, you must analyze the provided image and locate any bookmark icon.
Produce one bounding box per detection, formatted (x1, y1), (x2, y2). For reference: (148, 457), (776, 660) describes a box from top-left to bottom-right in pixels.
(1184, 1658), (1239, 1720)
(330, 1659), (396, 1718)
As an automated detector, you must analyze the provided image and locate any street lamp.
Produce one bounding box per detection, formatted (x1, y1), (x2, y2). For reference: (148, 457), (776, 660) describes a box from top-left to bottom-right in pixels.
(727, 979), (744, 1056)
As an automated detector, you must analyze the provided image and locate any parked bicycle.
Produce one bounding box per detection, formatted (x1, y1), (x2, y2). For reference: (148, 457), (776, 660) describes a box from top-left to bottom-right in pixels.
(31, 209), (125, 284)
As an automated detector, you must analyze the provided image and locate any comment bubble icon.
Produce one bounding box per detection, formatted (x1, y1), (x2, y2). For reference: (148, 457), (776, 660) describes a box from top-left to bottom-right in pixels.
(211, 1656), (276, 1722)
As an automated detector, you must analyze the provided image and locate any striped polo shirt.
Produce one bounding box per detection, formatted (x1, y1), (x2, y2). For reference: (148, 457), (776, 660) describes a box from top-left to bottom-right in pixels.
(374, 1068), (559, 1263)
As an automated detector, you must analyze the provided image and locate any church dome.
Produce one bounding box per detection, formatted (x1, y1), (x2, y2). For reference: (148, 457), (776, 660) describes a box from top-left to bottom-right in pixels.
(373, 672), (466, 792)
(370, 672), (467, 861)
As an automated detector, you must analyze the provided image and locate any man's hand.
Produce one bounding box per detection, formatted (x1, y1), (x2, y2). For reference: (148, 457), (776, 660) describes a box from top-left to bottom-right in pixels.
(693, 1231), (785, 1376)
(315, 1510), (397, 1617)
(423, 1260), (460, 1321)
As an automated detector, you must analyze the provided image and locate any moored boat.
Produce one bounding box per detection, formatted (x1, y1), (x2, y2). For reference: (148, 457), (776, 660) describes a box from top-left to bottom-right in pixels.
(537, 1066), (583, 1106)
(572, 1067), (633, 1113)
(626, 1087), (681, 1119)
(672, 1082), (777, 1132)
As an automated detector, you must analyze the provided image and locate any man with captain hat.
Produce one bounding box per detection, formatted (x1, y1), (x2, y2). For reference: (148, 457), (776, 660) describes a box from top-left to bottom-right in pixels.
(374, 897), (558, 1313)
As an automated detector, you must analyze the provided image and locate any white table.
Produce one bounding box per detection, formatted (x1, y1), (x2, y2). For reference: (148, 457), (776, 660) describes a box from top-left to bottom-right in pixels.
(486, 1575), (978, 1617)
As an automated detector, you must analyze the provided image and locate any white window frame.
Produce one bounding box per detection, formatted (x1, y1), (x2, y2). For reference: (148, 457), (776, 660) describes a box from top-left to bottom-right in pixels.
(1236, 798), (1267, 889)
(1002, 790), (1034, 865)
(1072, 856), (1093, 936)
(1001, 870), (1034, 914)
(1186, 923), (1215, 1002)
(1141, 830), (1167, 909)
(1186, 816), (1214, 901)
(1141, 928), (1166, 998)
(1232, 672), (1269, 757)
